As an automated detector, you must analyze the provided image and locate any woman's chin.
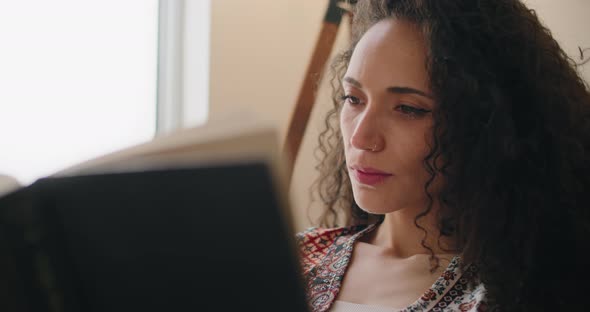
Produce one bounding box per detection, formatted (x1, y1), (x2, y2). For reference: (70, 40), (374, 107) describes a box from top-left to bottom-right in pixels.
(353, 189), (407, 215)
(355, 197), (395, 215)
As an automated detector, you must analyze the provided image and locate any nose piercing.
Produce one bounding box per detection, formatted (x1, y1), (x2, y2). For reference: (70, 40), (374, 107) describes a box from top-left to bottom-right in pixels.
(352, 137), (379, 151)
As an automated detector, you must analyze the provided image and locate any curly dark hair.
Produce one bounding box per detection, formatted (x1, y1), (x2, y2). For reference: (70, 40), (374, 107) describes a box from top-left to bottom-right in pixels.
(312, 0), (590, 310)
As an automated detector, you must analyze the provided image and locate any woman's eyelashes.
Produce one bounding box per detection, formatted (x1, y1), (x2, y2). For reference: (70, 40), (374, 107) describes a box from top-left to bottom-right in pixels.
(341, 94), (362, 105)
(395, 104), (432, 118)
(341, 94), (432, 118)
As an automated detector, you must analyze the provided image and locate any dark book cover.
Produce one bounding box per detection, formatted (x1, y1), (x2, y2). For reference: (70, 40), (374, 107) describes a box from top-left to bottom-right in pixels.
(0, 163), (308, 312)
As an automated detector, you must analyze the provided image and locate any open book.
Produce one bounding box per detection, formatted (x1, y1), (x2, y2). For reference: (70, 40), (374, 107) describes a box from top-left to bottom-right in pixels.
(0, 113), (309, 312)
(1, 112), (284, 193)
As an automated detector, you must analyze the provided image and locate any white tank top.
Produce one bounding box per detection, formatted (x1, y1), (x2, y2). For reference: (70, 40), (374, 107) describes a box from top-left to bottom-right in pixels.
(329, 300), (402, 312)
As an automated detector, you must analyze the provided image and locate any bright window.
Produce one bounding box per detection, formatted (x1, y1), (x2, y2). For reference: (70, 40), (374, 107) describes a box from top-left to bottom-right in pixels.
(0, 0), (159, 185)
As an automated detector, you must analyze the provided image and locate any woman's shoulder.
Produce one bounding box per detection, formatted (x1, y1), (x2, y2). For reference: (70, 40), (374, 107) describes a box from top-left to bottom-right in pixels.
(295, 224), (369, 274)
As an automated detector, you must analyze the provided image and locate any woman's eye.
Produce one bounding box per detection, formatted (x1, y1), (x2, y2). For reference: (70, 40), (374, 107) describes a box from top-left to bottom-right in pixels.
(341, 95), (362, 106)
(395, 104), (432, 117)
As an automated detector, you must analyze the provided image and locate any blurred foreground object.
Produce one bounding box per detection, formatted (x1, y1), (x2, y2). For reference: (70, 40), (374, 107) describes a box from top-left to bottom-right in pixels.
(0, 112), (309, 312)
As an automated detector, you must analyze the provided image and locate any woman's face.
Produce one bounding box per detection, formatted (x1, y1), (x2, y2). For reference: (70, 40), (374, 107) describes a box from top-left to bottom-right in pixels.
(341, 18), (437, 215)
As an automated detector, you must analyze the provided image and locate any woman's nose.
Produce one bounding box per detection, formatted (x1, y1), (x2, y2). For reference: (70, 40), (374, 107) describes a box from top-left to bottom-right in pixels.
(349, 109), (384, 152)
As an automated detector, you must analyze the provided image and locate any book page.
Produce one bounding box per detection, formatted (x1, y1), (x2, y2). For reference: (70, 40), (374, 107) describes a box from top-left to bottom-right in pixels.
(54, 111), (282, 178)
(0, 174), (21, 197)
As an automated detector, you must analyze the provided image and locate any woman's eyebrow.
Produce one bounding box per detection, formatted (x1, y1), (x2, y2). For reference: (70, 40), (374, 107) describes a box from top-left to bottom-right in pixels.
(343, 76), (363, 88)
(343, 76), (433, 99)
(387, 86), (433, 99)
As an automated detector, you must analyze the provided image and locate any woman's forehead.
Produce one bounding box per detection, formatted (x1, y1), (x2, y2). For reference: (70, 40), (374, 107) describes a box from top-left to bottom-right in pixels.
(346, 19), (430, 93)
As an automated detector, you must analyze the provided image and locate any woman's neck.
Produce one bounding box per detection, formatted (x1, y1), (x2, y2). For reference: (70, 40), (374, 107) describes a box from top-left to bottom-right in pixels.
(365, 207), (456, 258)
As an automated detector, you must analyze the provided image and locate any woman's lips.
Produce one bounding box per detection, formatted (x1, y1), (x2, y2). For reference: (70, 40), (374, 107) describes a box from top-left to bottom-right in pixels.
(351, 167), (393, 185)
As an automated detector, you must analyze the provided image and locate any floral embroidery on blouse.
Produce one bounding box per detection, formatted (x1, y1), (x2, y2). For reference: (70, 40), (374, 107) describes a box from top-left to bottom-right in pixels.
(296, 224), (488, 312)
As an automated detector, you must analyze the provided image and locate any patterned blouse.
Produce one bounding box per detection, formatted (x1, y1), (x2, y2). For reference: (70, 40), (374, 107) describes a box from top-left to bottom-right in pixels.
(295, 223), (488, 312)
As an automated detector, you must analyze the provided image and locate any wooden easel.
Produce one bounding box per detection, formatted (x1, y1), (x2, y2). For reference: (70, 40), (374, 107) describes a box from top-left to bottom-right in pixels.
(283, 0), (353, 186)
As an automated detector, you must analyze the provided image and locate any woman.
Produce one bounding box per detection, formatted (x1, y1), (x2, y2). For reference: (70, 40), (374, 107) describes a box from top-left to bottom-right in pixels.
(297, 0), (590, 311)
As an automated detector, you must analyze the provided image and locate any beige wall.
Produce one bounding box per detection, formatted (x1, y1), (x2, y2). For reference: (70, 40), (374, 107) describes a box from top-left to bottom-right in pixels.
(524, 0), (590, 82)
(209, 0), (590, 232)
